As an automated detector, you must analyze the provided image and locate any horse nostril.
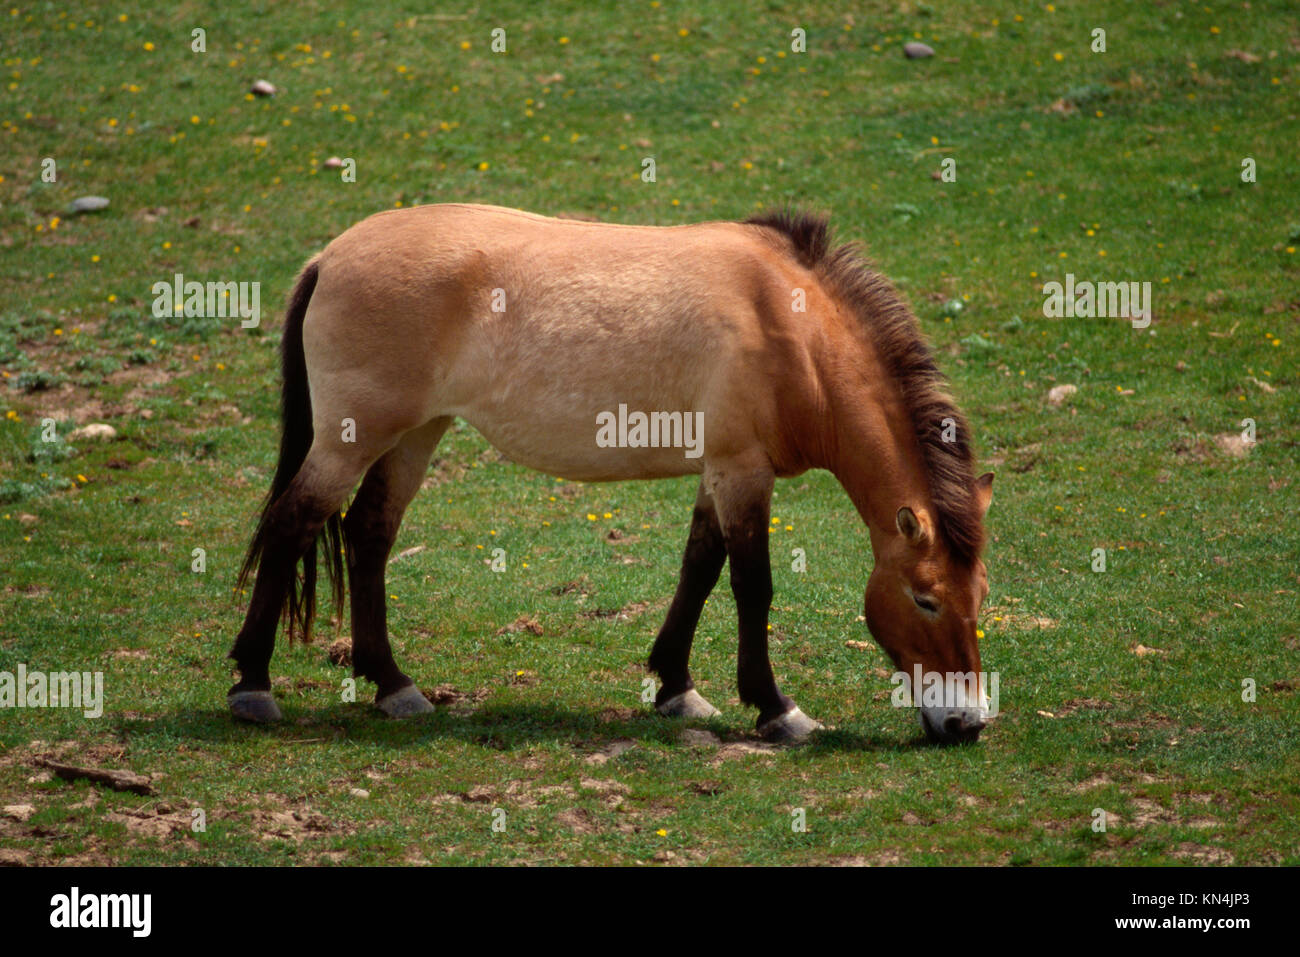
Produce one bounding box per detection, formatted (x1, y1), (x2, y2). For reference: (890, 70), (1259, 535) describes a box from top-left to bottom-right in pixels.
(942, 710), (986, 740)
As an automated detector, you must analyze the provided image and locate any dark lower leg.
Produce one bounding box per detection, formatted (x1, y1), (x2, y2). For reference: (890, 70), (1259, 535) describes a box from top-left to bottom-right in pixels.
(229, 478), (342, 694)
(343, 470), (413, 699)
(342, 417), (448, 701)
(648, 484), (726, 704)
(725, 504), (793, 724)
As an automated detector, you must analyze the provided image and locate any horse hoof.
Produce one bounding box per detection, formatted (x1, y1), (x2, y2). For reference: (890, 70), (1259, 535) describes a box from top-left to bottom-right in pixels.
(228, 690), (282, 724)
(656, 689), (721, 719)
(376, 684), (435, 718)
(757, 706), (822, 742)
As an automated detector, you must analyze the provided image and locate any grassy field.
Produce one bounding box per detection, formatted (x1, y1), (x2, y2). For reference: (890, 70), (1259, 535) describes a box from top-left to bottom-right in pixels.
(1, 1), (1297, 866)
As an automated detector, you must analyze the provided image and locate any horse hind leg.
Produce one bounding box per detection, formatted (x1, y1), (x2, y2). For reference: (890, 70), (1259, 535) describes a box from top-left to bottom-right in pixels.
(648, 478), (725, 719)
(229, 443), (375, 722)
(343, 416), (452, 717)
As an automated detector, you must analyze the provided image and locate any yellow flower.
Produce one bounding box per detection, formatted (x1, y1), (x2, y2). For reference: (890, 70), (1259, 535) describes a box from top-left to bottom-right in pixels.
(143, 41), (154, 51)
(477, 161), (489, 170)
(656, 828), (668, 836)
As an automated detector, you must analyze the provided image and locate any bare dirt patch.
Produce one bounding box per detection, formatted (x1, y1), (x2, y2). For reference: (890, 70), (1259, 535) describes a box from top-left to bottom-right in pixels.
(496, 614), (543, 636)
(1055, 698), (1114, 717)
(424, 684), (490, 712)
(584, 739), (637, 766)
(1171, 842), (1234, 865)
(830, 850), (904, 866)
(103, 805), (196, 839)
(579, 600), (652, 622)
(709, 741), (778, 766)
(555, 806), (598, 834)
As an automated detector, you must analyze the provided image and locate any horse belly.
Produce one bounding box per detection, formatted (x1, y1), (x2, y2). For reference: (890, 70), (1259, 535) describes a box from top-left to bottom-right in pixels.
(446, 325), (716, 481)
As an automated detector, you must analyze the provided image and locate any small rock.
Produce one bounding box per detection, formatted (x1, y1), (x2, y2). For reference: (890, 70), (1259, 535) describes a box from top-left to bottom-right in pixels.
(69, 196), (110, 214)
(69, 423), (117, 442)
(1047, 384), (1078, 407)
(323, 156), (344, 169)
(16, 513), (38, 526)
(903, 42), (934, 59)
(251, 79), (277, 97)
(349, 787), (370, 799)
(2, 805), (36, 822)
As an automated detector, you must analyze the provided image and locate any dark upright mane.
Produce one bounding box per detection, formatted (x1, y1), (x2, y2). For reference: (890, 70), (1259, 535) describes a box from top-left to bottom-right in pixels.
(745, 209), (984, 564)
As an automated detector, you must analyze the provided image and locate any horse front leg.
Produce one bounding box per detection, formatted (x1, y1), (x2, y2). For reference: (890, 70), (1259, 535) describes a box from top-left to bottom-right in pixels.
(709, 456), (822, 742)
(648, 478), (726, 718)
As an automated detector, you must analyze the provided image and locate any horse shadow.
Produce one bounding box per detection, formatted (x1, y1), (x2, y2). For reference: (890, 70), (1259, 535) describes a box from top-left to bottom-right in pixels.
(120, 697), (923, 756)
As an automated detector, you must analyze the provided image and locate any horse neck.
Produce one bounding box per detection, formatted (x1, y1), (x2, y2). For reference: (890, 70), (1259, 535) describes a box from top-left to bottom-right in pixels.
(820, 337), (931, 553)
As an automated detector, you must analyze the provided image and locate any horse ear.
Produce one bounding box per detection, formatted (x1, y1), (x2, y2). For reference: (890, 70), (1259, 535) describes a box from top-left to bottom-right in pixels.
(974, 472), (994, 518)
(896, 506), (929, 546)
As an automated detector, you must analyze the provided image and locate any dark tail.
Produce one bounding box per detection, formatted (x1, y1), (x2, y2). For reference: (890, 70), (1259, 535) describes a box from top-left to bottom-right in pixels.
(235, 260), (345, 643)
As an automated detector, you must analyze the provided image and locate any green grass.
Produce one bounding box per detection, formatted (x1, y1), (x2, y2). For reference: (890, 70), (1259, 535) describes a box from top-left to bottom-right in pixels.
(1, 1), (1297, 865)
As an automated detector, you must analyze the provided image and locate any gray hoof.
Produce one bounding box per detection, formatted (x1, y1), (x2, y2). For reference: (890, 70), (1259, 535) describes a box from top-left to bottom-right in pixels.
(656, 688), (721, 719)
(228, 690), (282, 724)
(757, 706), (823, 742)
(376, 684), (435, 718)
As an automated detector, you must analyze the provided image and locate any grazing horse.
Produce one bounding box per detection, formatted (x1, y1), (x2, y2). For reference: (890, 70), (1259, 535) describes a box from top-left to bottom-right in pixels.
(231, 204), (995, 744)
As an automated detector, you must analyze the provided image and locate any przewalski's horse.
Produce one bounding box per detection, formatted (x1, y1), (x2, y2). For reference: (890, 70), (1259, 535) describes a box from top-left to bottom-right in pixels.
(232, 204), (995, 744)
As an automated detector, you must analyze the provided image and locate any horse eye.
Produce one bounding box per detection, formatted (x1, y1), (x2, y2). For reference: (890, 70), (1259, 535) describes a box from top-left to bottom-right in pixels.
(914, 595), (939, 613)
